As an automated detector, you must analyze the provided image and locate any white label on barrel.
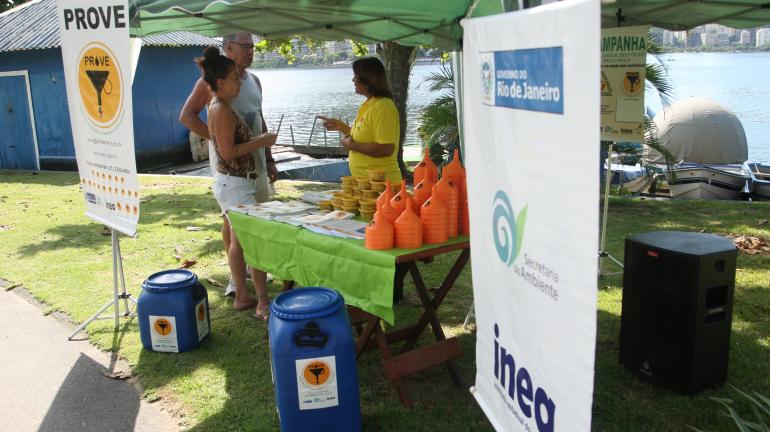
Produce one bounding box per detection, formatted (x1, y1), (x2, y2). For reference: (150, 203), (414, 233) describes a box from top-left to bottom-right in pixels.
(195, 298), (209, 342)
(295, 355), (339, 410)
(149, 315), (178, 353)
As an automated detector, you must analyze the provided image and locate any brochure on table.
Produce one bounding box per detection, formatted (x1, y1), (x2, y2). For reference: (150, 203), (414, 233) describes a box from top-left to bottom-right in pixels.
(228, 201), (367, 239)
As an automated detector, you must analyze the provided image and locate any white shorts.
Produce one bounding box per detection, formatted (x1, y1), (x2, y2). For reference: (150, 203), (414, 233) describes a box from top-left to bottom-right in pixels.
(213, 174), (258, 215)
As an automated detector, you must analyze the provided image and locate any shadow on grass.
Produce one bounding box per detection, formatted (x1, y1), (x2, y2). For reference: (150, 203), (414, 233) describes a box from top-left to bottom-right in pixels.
(0, 170), (81, 186)
(15, 191), (224, 258)
(593, 294), (770, 432)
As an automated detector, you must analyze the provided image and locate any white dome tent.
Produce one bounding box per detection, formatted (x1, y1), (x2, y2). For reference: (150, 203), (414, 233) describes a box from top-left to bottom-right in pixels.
(645, 97), (748, 164)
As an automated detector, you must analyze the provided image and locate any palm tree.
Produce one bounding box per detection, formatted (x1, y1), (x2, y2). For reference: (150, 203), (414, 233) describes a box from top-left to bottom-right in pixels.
(417, 62), (459, 168)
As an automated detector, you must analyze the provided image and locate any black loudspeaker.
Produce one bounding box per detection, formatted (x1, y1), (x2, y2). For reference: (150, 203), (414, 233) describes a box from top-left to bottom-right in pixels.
(619, 231), (737, 395)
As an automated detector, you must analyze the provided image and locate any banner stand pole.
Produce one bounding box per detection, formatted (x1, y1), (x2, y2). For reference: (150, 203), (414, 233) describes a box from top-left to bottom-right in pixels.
(599, 141), (624, 277)
(68, 228), (137, 340)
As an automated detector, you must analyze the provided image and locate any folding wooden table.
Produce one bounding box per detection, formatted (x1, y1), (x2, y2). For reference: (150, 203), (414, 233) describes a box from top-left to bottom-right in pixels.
(228, 210), (471, 407)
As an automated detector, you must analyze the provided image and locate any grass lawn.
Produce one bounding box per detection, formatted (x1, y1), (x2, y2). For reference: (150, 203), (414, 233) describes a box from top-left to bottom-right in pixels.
(0, 170), (768, 431)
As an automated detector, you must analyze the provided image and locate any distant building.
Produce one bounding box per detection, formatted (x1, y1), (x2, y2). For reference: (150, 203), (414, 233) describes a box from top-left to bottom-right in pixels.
(325, 40), (354, 55)
(715, 33), (730, 47)
(0, 0), (220, 171)
(758, 28), (770, 47)
(740, 30), (751, 45)
(700, 32), (717, 47)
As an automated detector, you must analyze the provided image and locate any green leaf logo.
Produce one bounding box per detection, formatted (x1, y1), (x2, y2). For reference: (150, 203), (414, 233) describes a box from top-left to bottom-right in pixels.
(492, 190), (527, 266)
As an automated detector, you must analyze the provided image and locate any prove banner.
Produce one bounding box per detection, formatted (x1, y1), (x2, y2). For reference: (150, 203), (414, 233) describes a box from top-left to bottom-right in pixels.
(56, 0), (139, 236)
(462, 0), (599, 431)
(600, 25), (649, 142)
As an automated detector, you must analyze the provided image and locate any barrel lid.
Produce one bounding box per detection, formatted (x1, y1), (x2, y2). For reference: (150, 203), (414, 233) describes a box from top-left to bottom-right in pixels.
(142, 269), (198, 293)
(270, 287), (344, 320)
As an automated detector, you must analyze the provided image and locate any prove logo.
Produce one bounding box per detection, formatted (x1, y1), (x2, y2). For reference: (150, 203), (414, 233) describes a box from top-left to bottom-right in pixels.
(153, 318), (173, 336)
(302, 360), (333, 387)
(77, 42), (123, 128)
(492, 190), (527, 266)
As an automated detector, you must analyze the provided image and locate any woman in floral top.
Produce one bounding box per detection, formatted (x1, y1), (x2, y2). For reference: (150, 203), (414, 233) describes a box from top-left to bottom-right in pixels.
(197, 46), (276, 319)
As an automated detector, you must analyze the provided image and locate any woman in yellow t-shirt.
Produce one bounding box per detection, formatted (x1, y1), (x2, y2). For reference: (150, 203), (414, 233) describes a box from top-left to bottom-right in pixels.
(319, 57), (402, 183)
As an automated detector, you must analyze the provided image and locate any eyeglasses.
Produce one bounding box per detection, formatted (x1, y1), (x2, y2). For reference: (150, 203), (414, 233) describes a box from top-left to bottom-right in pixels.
(230, 41), (254, 51)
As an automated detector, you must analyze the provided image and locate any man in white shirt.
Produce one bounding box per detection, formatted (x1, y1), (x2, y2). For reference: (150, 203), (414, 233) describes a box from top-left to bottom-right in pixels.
(180, 32), (278, 303)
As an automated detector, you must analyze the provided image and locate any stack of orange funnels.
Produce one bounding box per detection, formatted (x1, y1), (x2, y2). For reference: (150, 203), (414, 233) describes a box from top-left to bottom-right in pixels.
(421, 185), (448, 244)
(377, 195), (399, 225)
(442, 149), (468, 236)
(394, 200), (423, 249)
(435, 176), (459, 238)
(364, 209), (394, 250)
(390, 180), (408, 215)
(413, 176), (434, 211)
(376, 179), (393, 209)
(405, 192), (420, 217)
(413, 150), (439, 186)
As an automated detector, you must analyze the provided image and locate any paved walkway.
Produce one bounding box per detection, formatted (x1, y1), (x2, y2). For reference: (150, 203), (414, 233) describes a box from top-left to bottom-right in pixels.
(0, 286), (180, 432)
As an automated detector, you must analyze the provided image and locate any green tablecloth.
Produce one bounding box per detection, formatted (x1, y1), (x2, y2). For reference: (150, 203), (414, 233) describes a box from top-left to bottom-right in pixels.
(228, 210), (468, 324)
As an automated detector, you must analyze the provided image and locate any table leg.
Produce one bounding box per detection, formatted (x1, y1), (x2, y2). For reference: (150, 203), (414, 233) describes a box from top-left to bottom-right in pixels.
(401, 249), (470, 353)
(348, 307), (415, 407)
(349, 307), (381, 359)
(393, 262), (410, 304)
(406, 262), (463, 387)
(373, 322), (414, 408)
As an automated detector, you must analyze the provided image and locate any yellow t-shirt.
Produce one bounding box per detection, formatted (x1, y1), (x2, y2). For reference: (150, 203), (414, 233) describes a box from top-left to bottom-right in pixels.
(349, 97), (402, 183)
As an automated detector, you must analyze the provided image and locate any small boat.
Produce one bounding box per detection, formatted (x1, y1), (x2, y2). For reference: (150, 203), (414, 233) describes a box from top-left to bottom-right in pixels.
(746, 162), (770, 201)
(665, 163), (751, 200)
(606, 163), (651, 193)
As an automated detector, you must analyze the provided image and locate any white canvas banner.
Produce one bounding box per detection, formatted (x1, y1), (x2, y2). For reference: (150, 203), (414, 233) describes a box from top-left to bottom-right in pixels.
(56, 0), (139, 236)
(601, 25), (649, 142)
(462, 1), (599, 431)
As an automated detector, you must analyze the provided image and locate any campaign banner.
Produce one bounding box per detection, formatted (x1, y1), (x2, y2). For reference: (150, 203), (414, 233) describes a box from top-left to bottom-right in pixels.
(56, 0), (139, 236)
(462, 1), (599, 431)
(600, 25), (649, 142)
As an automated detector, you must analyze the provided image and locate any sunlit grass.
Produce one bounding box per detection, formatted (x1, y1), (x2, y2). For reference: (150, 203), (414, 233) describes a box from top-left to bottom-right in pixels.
(1, 172), (768, 431)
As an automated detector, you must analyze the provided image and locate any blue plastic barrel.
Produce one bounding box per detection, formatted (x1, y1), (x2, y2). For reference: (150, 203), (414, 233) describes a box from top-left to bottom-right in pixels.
(268, 287), (361, 432)
(137, 269), (210, 353)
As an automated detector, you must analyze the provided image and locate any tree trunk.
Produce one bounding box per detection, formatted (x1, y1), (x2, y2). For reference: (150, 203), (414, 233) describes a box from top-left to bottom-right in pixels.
(378, 42), (416, 182)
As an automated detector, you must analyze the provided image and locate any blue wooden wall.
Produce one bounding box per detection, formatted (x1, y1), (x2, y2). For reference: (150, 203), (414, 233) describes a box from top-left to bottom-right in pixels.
(132, 46), (207, 168)
(0, 49), (72, 168)
(0, 46), (206, 170)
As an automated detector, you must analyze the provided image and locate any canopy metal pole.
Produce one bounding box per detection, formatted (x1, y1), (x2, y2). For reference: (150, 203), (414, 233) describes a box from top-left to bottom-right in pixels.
(599, 141), (624, 277)
(451, 51), (464, 156)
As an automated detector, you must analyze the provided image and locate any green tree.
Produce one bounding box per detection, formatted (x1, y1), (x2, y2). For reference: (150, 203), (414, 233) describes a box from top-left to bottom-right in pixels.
(377, 42), (416, 181)
(417, 62), (458, 167)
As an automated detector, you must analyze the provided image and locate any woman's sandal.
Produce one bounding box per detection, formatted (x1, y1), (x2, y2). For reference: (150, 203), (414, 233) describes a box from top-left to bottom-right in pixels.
(254, 299), (270, 321)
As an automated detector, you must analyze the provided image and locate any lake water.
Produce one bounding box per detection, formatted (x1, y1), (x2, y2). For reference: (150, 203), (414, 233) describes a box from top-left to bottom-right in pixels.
(253, 63), (443, 149)
(254, 52), (770, 162)
(647, 52), (770, 163)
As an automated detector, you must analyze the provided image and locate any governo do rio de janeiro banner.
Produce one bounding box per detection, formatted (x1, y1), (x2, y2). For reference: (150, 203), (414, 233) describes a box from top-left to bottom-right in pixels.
(56, 0), (139, 236)
(462, 0), (599, 430)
